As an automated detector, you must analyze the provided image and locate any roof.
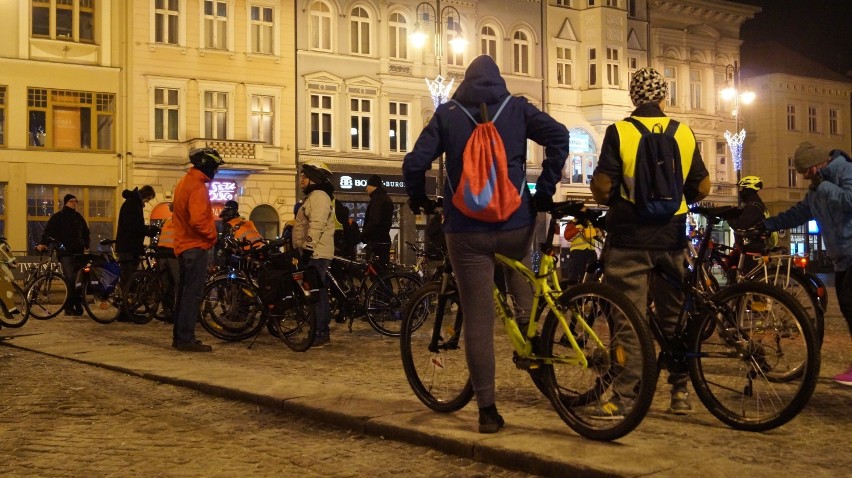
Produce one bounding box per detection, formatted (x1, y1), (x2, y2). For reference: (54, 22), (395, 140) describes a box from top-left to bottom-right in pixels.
(741, 41), (852, 84)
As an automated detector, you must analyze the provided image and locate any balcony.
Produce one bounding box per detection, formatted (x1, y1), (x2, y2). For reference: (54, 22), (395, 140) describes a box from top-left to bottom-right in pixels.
(187, 139), (278, 172)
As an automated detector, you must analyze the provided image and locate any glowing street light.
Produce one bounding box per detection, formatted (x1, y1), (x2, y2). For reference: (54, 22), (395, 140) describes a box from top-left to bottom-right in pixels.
(722, 60), (756, 193)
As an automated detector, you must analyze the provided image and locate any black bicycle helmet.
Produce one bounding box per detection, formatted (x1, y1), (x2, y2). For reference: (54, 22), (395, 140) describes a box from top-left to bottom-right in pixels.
(189, 147), (225, 178)
(219, 200), (239, 221)
(301, 161), (332, 184)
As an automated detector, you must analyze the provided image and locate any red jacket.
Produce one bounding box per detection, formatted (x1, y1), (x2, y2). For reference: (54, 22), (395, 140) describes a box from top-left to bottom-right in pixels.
(172, 168), (217, 256)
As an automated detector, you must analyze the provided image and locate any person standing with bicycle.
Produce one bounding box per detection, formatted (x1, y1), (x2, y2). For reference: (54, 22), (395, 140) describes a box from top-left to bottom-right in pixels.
(115, 185), (159, 323)
(725, 176), (776, 284)
(361, 175), (393, 268)
(403, 55), (569, 433)
(763, 142), (852, 386)
(590, 67), (710, 416)
(36, 193), (90, 316)
(171, 148), (224, 352)
(293, 161), (336, 348)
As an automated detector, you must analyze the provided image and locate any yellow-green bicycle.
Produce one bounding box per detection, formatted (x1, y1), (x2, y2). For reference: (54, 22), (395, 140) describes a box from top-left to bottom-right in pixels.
(400, 201), (657, 441)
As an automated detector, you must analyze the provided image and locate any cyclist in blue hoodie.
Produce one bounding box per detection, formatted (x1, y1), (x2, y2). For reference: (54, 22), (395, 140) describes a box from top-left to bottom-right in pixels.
(403, 55), (569, 433)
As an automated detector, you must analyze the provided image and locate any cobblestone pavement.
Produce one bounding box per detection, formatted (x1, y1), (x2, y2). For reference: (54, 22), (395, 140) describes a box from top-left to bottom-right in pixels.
(1, 287), (850, 477)
(0, 348), (538, 478)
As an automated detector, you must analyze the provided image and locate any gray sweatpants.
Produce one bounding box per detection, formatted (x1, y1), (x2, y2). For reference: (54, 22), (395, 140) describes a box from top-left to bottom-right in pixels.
(445, 225), (534, 408)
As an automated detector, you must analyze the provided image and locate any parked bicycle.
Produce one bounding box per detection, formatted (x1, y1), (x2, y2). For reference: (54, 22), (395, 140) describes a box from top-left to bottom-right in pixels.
(400, 200), (657, 441)
(0, 237), (29, 328)
(122, 246), (171, 324)
(23, 237), (69, 320)
(76, 239), (124, 324)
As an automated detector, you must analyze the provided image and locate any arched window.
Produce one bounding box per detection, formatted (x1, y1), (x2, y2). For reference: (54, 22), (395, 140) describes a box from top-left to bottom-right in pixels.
(350, 6), (371, 55)
(512, 30), (530, 75)
(480, 25), (498, 62)
(388, 12), (407, 60)
(249, 204), (281, 239)
(309, 1), (332, 51)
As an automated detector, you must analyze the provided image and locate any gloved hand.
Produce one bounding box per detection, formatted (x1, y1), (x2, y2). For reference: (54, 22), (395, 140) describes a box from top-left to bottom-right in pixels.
(300, 248), (313, 264)
(408, 196), (433, 215)
(532, 192), (554, 212)
(809, 171), (823, 192)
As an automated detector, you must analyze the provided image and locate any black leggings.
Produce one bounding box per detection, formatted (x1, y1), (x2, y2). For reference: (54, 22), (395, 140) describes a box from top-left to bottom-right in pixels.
(834, 270), (852, 340)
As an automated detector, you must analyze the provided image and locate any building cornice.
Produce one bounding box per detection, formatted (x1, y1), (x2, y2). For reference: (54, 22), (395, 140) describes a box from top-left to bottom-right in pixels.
(651, 0), (759, 25)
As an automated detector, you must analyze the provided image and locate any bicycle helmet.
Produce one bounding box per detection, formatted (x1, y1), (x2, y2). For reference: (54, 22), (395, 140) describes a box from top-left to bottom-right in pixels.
(219, 200), (239, 221)
(737, 175), (763, 191)
(301, 161), (332, 184)
(188, 147), (225, 179)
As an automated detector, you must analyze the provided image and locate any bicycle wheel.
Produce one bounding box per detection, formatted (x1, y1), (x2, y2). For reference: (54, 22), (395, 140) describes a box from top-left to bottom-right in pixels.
(0, 282), (29, 328)
(267, 297), (316, 352)
(539, 282), (657, 441)
(123, 271), (161, 324)
(82, 277), (123, 324)
(746, 267), (824, 346)
(400, 283), (474, 413)
(199, 277), (264, 342)
(26, 271), (68, 320)
(365, 272), (423, 336)
(689, 281), (820, 431)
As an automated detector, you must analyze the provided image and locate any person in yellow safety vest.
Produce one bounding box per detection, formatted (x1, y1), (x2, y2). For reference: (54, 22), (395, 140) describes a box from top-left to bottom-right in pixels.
(562, 218), (599, 285)
(154, 203), (179, 321)
(219, 200), (264, 250)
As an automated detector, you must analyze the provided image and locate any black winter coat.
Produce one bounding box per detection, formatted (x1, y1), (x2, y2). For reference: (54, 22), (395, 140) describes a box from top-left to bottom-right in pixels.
(116, 188), (155, 254)
(40, 206), (90, 255)
(361, 186), (393, 244)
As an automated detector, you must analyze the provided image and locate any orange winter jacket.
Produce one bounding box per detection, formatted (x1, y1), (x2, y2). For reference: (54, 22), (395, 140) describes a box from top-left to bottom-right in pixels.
(172, 168), (217, 256)
(157, 216), (176, 250)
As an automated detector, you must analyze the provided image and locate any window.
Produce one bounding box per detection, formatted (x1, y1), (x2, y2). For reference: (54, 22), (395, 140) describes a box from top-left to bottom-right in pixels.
(628, 0), (637, 17)
(588, 0), (596, 5)
(27, 185), (114, 255)
(27, 88), (115, 151)
(690, 69), (702, 110)
(204, 0), (228, 50)
(388, 12), (407, 60)
(556, 47), (573, 86)
(556, 0), (570, 6)
(154, 88), (179, 140)
(716, 142), (727, 183)
(251, 95), (274, 145)
(788, 156), (798, 188)
(588, 48), (597, 87)
(481, 25), (498, 62)
(830, 109), (840, 135)
(447, 30), (464, 67)
(310, 94), (332, 148)
(808, 106), (818, 133)
(309, 1), (332, 51)
(250, 5), (274, 54)
(605, 0), (617, 7)
(32, 0), (95, 43)
(350, 7), (370, 55)
(787, 104), (797, 131)
(154, 0), (180, 45)
(664, 66), (677, 107)
(350, 98), (372, 151)
(389, 101), (409, 154)
(0, 86), (6, 147)
(203, 91), (228, 139)
(605, 47), (619, 87)
(512, 31), (530, 75)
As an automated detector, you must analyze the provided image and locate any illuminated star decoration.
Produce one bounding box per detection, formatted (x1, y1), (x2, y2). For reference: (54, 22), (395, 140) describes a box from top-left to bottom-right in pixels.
(724, 129), (747, 173)
(425, 75), (454, 110)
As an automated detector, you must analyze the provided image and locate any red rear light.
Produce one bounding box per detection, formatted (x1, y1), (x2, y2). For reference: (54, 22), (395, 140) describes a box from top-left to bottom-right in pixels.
(793, 256), (808, 269)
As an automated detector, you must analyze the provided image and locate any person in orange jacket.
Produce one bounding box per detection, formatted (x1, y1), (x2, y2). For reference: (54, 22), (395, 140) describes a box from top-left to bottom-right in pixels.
(171, 147), (223, 352)
(155, 202), (178, 321)
(219, 200), (264, 250)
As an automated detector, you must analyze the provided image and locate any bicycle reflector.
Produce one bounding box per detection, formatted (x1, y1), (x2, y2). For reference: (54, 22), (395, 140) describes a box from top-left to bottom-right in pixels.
(793, 256), (809, 269)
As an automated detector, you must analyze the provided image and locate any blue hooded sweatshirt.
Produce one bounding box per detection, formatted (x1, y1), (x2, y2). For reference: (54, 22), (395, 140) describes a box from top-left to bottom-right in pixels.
(403, 55), (569, 233)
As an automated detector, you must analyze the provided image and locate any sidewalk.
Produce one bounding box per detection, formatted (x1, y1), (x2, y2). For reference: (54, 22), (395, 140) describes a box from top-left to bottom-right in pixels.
(2, 298), (850, 478)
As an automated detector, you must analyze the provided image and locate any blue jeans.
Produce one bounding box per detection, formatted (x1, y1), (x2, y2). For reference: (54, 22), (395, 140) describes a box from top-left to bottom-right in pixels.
(173, 248), (209, 344)
(305, 258), (331, 337)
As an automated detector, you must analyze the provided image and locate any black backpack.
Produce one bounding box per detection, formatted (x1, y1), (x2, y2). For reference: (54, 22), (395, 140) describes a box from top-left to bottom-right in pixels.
(624, 117), (684, 221)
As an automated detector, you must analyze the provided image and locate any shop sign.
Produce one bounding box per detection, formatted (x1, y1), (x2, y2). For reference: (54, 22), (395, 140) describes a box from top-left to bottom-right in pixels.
(332, 173), (435, 196)
(209, 180), (237, 202)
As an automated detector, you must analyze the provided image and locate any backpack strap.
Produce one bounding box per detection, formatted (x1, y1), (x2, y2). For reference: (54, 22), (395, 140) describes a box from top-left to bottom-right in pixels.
(625, 116), (679, 137)
(450, 96), (512, 125)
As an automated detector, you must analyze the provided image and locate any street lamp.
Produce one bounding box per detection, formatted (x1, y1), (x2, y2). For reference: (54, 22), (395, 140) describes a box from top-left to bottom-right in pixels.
(721, 61), (755, 194)
(411, 1), (467, 195)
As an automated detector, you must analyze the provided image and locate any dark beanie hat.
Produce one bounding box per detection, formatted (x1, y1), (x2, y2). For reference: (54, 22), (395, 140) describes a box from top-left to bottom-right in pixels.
(367, 175), (382, 187)
(63, 194), (77, 205)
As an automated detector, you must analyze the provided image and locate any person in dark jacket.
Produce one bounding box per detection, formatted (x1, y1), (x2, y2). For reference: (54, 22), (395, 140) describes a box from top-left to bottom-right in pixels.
(115, 185), (158, 321)
(403, 55), (569, 434)
(361, 175), (393, 268)
(591, 67), (710, 416)
(36, 193), (90, 316)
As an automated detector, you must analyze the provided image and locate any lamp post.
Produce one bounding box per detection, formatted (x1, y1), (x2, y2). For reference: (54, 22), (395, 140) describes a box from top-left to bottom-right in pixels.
(721, 61), (756, 199)
(411, 1), (467, 196)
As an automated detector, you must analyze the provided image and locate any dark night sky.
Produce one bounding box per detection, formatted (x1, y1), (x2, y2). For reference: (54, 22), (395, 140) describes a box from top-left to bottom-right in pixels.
(735, 0), (852, 76)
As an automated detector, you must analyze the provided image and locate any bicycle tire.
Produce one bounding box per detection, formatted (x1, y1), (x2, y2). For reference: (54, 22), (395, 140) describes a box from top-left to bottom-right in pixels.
(400, 283), (474, 413)
(82, 276), (123, 324)
(267, 297), (316, 352)
(689, 281), (820, 431)
(365, 271), (423, 336)
(540, 282), (657, 441)
(0, 282), (30, 328)
(123, 271), (161, 325)
(199, 276), (264, 342)
(745, 266), (825, 346)
(25, 271), (68, 320)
